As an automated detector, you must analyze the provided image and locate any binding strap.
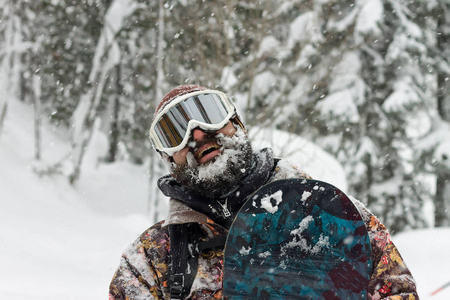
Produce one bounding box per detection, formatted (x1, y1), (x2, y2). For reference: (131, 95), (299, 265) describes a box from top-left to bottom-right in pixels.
(198, 235), (227, 252)
(168, 223), (199, 299)
(168, 224), (227, 299)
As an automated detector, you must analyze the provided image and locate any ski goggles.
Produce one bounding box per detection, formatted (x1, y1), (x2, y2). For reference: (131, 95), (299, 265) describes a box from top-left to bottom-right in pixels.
(149, 90), (239, 155)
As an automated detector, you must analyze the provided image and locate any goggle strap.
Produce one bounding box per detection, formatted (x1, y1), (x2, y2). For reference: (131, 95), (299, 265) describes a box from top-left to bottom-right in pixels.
(232, 116), (246, 133)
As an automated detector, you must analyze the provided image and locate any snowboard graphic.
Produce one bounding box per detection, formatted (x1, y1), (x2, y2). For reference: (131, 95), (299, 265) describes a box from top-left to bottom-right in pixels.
(223, 179), (372, 299)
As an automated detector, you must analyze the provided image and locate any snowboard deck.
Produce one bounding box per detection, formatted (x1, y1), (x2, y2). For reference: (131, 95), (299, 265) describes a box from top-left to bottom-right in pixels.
(223, 179), (372, 299)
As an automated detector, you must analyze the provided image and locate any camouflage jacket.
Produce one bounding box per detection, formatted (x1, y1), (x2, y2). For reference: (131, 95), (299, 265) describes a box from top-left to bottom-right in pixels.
(109, 151), (419, 300)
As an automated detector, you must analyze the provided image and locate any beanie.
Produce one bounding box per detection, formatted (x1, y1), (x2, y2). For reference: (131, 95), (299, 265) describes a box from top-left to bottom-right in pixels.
(154, 85), (208, 119)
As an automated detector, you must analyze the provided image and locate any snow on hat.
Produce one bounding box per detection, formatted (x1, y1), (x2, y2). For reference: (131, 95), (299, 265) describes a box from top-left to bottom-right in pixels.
(154, 85), (207, 119)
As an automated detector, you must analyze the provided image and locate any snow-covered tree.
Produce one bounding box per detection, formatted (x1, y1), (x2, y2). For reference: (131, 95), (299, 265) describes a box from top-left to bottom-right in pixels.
(69, 0), (138, 183)
(414, 0), (450, 227)
(228, 0), (432, 231)
(354, 0), (434, 231)
(2, 0), (448, 230)
(433, 1), (450, 227)
(0, 1), (29, 132)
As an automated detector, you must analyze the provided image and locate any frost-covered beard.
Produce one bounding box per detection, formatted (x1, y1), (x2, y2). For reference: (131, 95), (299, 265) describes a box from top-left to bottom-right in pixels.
(170, 127), (253, 198)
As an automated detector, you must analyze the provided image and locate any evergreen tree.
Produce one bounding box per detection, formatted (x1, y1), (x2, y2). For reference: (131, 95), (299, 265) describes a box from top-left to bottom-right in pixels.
(0, 0), (29, 131)
(233, 0), (431, 231)
(69, 0), (137, 183)
(433, 0), (450, 227)
(110, 0), (160, 164)
(354, 0), (433, 231)
(24, 0), (105, 127)
(2, 0), (447, 229)
(414, 0), (450, 227)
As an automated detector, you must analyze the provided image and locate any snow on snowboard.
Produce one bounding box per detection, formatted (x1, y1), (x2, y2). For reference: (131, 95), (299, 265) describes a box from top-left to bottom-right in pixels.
(223, 179), (372, 299)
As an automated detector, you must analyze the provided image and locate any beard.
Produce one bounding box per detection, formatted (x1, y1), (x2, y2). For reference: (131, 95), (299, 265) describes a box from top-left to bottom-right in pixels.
(170, 127), (253, 198)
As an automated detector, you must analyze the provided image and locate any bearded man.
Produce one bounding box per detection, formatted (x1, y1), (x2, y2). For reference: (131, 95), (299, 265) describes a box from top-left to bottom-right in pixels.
(109, 85), (419, 300)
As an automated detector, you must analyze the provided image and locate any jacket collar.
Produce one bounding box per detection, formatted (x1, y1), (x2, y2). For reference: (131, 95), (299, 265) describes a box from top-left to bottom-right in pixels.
(164, 198), (213, 227)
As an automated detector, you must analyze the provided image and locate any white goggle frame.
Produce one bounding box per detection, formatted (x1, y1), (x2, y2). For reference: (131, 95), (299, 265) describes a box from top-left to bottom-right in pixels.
(149, 89), (237, 156)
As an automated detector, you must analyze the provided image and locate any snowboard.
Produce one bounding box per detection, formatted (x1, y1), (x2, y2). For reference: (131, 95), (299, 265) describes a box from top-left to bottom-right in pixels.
(223, 178), (372, 299)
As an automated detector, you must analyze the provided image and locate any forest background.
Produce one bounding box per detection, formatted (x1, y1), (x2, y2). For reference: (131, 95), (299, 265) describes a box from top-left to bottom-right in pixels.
(1, 0), (450, 234)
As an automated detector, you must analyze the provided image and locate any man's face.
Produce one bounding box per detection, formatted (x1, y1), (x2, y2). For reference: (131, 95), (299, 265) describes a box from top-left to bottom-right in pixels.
(168, 121), (253, 198)
(172, 122), (237, 166)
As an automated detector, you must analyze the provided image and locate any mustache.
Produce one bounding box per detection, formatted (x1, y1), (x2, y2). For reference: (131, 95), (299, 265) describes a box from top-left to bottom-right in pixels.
(190, 133), (222, 151)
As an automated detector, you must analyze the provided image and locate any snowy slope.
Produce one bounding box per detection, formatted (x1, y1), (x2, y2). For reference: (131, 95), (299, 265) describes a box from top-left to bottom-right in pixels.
(0, 99), (449, 299)
(0, 100), (151, 299)
(394, 228), (450, 299)
(250, 127), (348, 192)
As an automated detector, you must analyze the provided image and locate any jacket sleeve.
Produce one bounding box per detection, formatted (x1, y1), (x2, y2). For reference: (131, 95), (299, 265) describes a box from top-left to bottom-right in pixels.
(355, 201), (420, 300)
(109, 243), (164, 300)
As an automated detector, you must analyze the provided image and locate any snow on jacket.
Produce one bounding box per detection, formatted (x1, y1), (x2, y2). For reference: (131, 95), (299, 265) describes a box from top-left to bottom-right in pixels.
(109, 149), (419, 300)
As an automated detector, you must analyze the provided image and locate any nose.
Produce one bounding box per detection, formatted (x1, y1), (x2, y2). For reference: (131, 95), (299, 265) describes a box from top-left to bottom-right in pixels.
(192, 128), (207, 142)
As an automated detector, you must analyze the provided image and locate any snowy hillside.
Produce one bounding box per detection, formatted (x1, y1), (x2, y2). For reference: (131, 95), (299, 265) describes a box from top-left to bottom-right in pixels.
(0, 100), (151, 298)
(249, 127), (348, 192)
(0, 99), (449, 299)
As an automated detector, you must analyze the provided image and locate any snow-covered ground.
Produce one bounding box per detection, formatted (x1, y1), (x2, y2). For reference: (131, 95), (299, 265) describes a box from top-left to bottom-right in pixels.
(394, 228), (450, 299)
(1, 99), (449, 299)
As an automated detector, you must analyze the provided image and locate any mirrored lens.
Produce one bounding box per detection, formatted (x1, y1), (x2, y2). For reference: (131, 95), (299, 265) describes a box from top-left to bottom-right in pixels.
(154, 93), (230, 148)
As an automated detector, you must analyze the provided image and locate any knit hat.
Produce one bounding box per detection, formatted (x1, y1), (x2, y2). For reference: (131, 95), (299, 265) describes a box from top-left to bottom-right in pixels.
(154, 85), (207, 119)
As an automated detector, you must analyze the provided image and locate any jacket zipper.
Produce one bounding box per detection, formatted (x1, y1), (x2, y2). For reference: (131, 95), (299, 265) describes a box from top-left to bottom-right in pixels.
(217, 198), (231, 218)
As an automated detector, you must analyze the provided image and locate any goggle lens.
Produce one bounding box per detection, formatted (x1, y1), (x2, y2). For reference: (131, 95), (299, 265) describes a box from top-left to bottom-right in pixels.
(154, 93), (231, 149)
